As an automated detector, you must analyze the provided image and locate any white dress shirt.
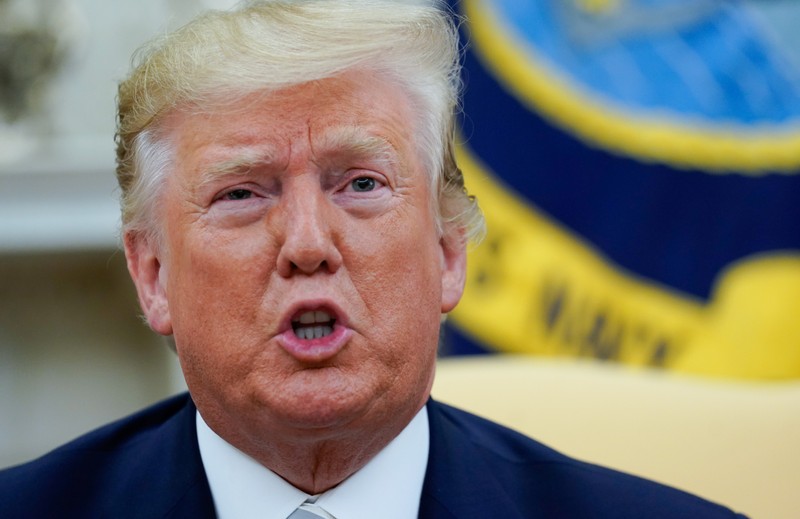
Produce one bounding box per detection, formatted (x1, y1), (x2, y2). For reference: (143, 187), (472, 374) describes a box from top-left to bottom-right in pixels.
(196, 407), (430, 519)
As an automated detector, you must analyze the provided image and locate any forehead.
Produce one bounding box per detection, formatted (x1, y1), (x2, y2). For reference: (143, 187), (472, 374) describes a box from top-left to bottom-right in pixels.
(164, 71), (421, 172)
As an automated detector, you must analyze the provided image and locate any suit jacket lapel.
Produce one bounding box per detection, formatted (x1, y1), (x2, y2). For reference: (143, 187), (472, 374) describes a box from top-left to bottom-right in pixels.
(419, 399), (525, 519)
(158, 396), (216, 518)
(114, 394), (216, 518)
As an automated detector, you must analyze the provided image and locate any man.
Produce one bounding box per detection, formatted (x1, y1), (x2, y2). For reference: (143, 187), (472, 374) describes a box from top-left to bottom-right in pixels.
(0, 1), (747, 518)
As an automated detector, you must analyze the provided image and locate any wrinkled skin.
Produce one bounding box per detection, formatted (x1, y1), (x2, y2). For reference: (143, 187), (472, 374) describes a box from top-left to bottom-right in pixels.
(124, 70), (466, 492)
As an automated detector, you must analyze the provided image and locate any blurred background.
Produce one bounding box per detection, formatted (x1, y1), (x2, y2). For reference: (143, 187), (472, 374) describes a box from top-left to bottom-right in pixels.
(0, 0), (238, 469)
(1, 0), (799, 482)
(441, 0), (800, 379)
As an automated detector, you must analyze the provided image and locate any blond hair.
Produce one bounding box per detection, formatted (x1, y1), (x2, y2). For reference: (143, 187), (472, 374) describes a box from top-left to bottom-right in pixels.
(116, 0), (484, 244)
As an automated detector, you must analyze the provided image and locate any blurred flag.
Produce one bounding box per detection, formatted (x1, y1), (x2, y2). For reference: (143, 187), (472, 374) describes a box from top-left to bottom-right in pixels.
(443, 0), (800, 379)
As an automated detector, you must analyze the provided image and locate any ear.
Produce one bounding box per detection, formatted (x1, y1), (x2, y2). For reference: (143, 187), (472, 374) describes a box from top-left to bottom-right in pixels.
(124, 231), (173, 335)
(440, 230), (467, 314)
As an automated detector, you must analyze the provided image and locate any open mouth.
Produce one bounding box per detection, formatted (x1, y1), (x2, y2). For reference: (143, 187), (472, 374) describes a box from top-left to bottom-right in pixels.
(291, 310), (336, 340)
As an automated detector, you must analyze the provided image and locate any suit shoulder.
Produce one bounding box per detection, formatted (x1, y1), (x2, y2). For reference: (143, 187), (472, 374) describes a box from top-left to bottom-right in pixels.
(0, 393), (200, 517)
(426, 400), (748, 518)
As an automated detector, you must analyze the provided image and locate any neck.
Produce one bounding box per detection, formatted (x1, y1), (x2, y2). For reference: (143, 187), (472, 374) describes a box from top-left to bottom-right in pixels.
(254, 431), (399, 494)
(205, 403), (423, 495)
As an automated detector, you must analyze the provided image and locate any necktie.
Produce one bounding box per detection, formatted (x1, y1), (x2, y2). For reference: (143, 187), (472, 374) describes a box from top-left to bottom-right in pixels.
(287, 502), (335, 519)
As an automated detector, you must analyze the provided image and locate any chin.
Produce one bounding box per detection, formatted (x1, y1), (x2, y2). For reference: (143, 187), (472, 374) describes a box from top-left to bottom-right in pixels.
(255, 374), (376, 427)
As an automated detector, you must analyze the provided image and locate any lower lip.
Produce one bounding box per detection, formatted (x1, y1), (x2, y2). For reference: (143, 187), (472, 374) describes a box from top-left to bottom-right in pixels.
(277, 323), (353, 362)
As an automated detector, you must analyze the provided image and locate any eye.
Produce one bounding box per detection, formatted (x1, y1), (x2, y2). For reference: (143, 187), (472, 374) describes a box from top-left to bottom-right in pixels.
(350, 177), (376, 192)
(223, 189), (253, 200)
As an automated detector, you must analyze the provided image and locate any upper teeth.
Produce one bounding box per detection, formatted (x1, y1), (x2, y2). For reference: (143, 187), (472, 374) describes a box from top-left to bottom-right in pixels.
(293, 310), (334, 340)
(295, 310), (332, 324)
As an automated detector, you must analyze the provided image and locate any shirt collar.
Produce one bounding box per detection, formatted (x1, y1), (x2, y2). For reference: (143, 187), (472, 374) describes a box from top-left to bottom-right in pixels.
(197, 406), (429, 519)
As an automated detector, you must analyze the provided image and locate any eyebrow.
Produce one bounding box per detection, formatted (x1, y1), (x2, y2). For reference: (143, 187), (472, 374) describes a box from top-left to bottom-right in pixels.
(196, 126), (401, 188)
(311, 126), (400, 169)
(197, 148), (281, 188)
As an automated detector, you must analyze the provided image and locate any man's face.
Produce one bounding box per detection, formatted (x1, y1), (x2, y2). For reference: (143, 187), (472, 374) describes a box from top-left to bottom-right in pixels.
(125, 71), (466, 447)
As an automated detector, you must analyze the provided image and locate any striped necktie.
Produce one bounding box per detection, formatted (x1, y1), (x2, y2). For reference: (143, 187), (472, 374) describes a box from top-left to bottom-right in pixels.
(287, 501), (335, 519)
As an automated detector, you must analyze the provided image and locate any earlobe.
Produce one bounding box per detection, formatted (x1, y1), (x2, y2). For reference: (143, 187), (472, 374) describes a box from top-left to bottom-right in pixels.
(440, 232), (467, 314)
(124, 231), (173, 335)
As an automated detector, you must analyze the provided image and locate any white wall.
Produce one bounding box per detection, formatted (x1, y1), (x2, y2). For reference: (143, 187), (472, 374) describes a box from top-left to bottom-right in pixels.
(0, 0), (236, 469)
(0, 252), (183, 466)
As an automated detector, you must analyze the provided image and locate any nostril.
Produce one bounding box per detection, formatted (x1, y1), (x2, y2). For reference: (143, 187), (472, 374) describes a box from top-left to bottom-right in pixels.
(288, 259), (329, 273)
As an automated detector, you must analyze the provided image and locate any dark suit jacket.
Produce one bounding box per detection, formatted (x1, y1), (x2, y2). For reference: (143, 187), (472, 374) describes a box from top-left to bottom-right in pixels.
(0, 393), (747, 518)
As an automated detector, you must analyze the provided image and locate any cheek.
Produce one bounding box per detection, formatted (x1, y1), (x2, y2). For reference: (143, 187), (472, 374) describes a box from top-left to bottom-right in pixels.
(351, 213), (441, 288)
(348, 218), (443, 344)
(167, 238), (277, 393)
(167, 227), (277, 337)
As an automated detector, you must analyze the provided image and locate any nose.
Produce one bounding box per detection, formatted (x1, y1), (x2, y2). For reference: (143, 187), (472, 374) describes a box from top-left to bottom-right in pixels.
(275, 179), (343, 278)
